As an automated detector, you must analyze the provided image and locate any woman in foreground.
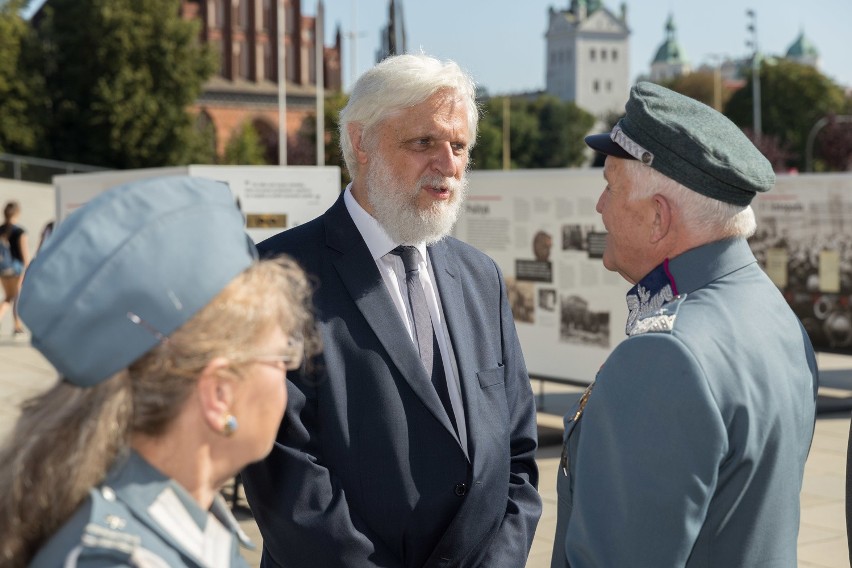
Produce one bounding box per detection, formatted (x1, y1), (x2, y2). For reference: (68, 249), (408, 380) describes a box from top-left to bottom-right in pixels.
(0, 176), (314, 567)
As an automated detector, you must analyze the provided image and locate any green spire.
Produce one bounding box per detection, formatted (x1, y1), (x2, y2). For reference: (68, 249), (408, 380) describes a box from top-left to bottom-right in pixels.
(652, 14), (687, 64)
(587, 0), (603, 13)
(786, 29), (818, 58)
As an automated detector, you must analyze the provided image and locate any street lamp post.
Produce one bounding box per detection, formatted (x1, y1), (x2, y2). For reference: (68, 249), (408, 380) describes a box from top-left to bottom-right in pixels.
(706, 54), (726, 111)
(746, 9), (762, 144)
(315, 0), (325, 166)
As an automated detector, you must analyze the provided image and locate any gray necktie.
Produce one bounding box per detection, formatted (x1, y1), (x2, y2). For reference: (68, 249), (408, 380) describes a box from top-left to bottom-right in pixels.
(391, 246), (457, 431)
(391, 246), (434, 373)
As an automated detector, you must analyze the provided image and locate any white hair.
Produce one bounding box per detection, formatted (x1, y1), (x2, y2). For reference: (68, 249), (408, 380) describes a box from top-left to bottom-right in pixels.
(339, 54), (479, 179)
(622, 159), (757, 240)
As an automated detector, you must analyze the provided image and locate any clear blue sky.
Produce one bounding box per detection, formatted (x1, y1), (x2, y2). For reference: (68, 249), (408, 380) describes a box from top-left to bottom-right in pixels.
(320, 0), (851, 94)
(22, 0), (852, 93)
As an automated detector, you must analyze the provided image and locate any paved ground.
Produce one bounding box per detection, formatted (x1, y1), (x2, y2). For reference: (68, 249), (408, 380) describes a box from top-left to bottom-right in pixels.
(1, 330), (850, 567)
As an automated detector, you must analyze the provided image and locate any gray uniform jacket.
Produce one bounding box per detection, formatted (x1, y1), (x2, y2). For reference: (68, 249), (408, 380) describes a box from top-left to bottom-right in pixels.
(31, 450), (251, 568)
(552, 238), (819, 568)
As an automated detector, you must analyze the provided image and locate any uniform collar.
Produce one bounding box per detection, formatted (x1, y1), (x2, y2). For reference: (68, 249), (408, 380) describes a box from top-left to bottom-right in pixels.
(625, 238), (757, 334)
(104, 450), (253, 559)
(667, 238), (757, 295)
(625, 259), (678, 335)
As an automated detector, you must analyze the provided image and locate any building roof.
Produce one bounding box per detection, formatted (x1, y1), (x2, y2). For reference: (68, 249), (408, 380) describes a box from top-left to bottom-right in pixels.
(652, 14), (688, 64)
(786, 30), (818, 58)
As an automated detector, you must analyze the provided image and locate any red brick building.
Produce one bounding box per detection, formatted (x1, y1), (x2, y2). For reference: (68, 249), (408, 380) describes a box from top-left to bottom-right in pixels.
(181, 0), (342, 163)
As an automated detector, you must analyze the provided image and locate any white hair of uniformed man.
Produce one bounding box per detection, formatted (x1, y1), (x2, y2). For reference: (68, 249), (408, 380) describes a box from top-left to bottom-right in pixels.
(622, 158), (757, 241)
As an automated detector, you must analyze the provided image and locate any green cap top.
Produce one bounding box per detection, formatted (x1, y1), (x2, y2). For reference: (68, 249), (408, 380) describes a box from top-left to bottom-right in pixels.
(585, 82), (775, 206)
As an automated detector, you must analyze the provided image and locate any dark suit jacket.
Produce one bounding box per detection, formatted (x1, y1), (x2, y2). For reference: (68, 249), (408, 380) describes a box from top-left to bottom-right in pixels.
(242, 195), (542, 567)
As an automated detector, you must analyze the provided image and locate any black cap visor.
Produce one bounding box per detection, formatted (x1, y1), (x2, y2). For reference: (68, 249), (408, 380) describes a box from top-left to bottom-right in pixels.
(584, 133), (636, 160)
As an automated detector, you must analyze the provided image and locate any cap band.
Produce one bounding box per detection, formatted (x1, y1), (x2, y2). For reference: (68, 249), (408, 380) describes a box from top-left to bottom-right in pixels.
(611, 125), (654, 165)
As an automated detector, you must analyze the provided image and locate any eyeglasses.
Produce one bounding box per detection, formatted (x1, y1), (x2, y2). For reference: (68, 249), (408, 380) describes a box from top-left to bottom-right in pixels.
(249, 335), (304, 374)
(251, 354), (295, 373)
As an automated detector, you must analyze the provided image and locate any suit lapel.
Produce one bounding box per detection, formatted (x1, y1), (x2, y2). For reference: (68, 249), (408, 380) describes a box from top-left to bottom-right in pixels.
(428, 240), (480, 458)
(323, 198), (457, 437)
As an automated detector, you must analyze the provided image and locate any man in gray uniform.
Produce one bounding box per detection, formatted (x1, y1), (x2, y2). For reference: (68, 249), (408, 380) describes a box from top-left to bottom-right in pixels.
(551, 82), (819, 567)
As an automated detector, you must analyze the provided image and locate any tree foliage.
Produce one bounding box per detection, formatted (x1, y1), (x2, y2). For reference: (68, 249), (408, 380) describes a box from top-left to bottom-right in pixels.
(222, 122), (266, 165)
(815, 114), (852, 172)
(724, 60), (847, 170)
(0, 0), (38, 154)
(472, 95), (594, 170)
(530, 96), (595, 168)
(322, 92), (350, 187)
(28, 0), (217, 168)
(660, 70), (734, 111)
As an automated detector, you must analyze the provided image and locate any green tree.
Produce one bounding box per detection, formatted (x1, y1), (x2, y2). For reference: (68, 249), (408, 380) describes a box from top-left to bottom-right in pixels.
(531, 95), (595, 168)
(815, 113), (852, 172)
(30, 0), (216, 168)
(286, 93), (350, 187)
(504, 100), (541, 169)
(323, 92), (349, 186)
(661, 70), (734, 111)
(181, 111), (218, 164)
(471, 97), (508, 170)
(469, 114), (502, 170)
(725, 60), (847, 170)
(222, 123), (267, 165)
(0, 0), (38, 154)
(472, 95), (594, 170)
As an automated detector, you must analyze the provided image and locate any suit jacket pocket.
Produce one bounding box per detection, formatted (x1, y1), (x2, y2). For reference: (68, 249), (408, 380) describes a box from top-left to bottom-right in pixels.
(477, 364), (505, 388)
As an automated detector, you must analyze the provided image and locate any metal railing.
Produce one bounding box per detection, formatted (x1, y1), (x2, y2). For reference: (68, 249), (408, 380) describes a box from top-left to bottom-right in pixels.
(0, 153), (107, 184)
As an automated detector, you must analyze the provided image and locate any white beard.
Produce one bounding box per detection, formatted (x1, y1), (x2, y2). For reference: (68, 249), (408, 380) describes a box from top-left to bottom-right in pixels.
(366, 159), (468, 245)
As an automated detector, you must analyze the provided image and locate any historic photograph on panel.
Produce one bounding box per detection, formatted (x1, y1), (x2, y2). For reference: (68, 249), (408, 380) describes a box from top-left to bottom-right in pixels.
(539, 288), (557, 312)
(506, 277), (536, 324)
(559, 294), (610, 348)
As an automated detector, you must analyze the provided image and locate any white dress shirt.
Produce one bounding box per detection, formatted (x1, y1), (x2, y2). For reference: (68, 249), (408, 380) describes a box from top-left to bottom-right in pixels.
(344, 186), (467, 450)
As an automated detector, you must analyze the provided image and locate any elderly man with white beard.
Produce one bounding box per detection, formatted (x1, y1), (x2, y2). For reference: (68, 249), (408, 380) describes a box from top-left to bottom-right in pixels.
(242, 54), (542, 568)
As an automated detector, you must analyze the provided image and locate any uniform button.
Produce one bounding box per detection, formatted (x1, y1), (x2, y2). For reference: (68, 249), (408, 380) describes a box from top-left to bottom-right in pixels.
(101, 486), (116, 501)
(454, 483), (467, 496)
(105, 514), (126, 530)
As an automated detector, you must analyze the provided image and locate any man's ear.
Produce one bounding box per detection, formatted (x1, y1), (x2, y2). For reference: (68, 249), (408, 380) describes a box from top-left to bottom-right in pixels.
(348, 123), (370, 165)
(196, 357), (236, 435)
(650, 193), (672, 244)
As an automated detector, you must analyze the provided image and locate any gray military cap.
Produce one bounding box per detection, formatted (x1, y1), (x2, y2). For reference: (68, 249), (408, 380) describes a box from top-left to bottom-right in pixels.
(585, 81), (775, 206)
(18, 176), (256, 387)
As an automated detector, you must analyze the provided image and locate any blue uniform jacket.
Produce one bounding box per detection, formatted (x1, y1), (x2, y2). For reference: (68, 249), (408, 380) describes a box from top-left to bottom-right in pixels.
(552, 238), (819, 568)
(31, 450), (250, 567)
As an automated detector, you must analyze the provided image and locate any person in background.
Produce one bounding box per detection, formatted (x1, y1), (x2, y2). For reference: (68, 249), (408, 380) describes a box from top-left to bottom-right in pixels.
(242, 53), (542, 567)
(0, 201), (29, 335)
(551, 82), (818, 568)
(36, 219), (55, 253)
(0, 176), (315, 567)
